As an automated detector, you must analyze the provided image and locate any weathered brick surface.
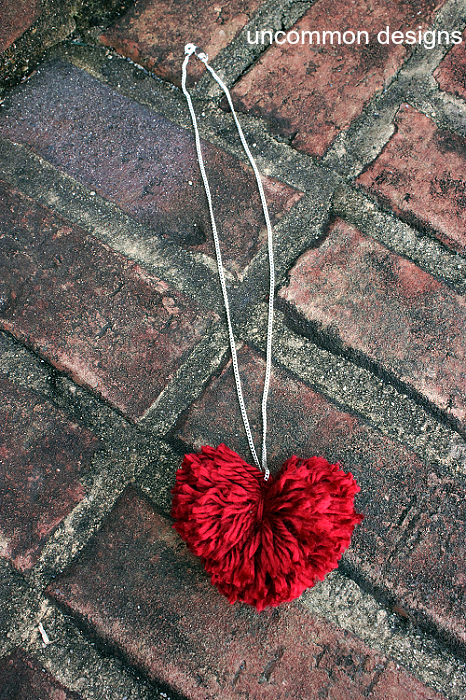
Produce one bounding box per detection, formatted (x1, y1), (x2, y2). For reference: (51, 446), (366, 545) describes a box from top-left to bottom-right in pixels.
(230, 0), (445, 157)
(176, 345), (466, 648)
(0, 0), (41, 53)
(47, 487), (446, 700)
(99, 0), (263, 86)
(278, 217), (466, 430)
(369, 665), (446, 700)
(0, 648), (83, 699)
(0, 60), (300, 275)
(357, 104), (466, 254)
(0, 374), (99, 572)
(434, 30), (466, 100)
(0, 180), (217, 420)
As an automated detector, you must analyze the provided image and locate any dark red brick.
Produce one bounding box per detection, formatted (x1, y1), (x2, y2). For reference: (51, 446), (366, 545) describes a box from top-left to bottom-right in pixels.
(230, 0), (445, 157)
(176, 345), (466, 648)
(99, 0), (263, 87)
(47, 487), (446, 700)
(0, 0), (40, 53)
(0, 60), (301, 276)
(0, 649), (83, 700)
(0, 181), (217, 419)
(434, 30), (466, 100)
(0, 374), (99, 572)
(357, 104), (466, 254)
(279, 217), (466, 430)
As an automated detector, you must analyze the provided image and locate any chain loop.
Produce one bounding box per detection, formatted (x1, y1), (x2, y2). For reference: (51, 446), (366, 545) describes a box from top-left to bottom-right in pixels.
(181, 45), (275, 479)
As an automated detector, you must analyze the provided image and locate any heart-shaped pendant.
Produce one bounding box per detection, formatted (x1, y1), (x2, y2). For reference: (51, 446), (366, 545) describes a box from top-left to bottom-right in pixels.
(172, 444), (363, 611)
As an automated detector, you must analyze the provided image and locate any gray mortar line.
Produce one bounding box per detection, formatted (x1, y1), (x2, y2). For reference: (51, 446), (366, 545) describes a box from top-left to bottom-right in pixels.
(238, 187), (335, 297)
(332, 186), (466, 294)
(28, 608), (171, 700)
(406, 72), (466, 141)
(0, 331), (55, 398)
(27, 435), (185, 591)
(0, 572), (171, 700)
(138, 322), (230, 435)
(48, 332), (231, 450)
(0, 138), (223, 313)
(27, 447), (148, 590)
(0, 560), (32, 657)
(0, 329), (146, 450)
(321, 88), (401, 179)
(394, 0), (466, 76)
(431, 0), (466, 41)
(243, 305), (466, 478)
(191, 0), (315, 98)
(300, 571), (466, 700)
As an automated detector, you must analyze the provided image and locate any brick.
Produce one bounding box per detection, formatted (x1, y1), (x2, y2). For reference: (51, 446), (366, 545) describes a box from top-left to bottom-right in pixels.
(47, 487), (446, 700)
(279, 217), (466, 430)
(369, 662), (446, 700)
(99, 0), (263, 87)
(0, 0), (40, 53)
(230, 0), (445, 157)
(0, 648), (83, 699)
(0, 181), (217, 420)
(176, 345), (466, 648)
(434, 30), (466, 100)
(0, 374), (99, 572)
(0, 61), (300, 276)
(357, 104), (466, 254)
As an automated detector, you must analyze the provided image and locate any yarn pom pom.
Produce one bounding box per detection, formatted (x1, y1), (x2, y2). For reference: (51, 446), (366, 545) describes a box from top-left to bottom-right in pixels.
(171, 444), (363, 611)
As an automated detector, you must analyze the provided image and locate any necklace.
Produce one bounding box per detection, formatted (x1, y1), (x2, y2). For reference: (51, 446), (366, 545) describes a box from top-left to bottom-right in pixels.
(171, 44), (363, 611)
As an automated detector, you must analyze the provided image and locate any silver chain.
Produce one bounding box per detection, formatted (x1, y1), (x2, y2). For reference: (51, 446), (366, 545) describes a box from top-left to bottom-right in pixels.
(181, 44), (275, 479)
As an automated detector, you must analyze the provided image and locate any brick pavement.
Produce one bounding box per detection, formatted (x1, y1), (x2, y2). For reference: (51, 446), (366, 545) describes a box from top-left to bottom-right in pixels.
(1, 1), (466, 699)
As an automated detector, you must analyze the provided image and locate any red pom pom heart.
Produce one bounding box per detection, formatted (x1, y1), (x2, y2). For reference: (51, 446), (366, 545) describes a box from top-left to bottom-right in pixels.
(171, 444), (363, 611)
